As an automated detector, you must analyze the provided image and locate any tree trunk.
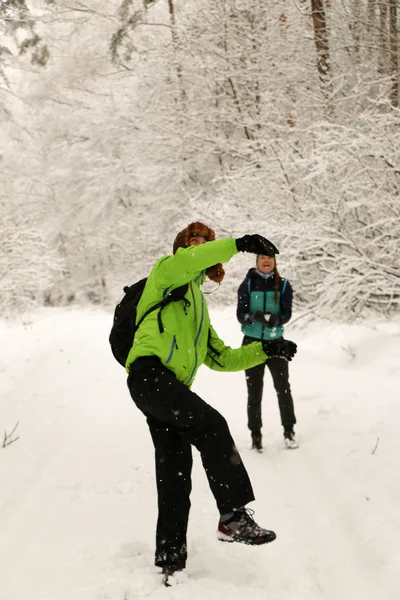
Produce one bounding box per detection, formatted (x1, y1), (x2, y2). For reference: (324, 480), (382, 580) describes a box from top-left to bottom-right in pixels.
(311, 0), (332, 99)
(351, 0), (362, 61)
(389, 0), (399, 107)
(378, 1), (388, 76)
(367, 0), (376, 30)
(168, 0), (186, 104)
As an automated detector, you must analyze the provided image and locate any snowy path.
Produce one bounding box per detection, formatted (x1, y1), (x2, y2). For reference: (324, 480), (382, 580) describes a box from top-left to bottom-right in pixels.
(256, 444), (390, 600)
(1, 308), (399, 600)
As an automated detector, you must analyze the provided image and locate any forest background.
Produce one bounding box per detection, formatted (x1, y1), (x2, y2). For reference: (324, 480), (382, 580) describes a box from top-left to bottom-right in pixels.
(1, 0), (399, 321)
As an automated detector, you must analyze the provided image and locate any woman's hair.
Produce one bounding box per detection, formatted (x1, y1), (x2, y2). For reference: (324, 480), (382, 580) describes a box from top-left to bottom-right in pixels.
(272, 265), (281, 304)
(172, 221), (225, 283)
(173, 222), (216, 254)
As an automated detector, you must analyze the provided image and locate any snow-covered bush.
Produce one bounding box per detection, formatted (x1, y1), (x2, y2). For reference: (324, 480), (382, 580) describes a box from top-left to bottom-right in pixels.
(0, 214), (63, 314)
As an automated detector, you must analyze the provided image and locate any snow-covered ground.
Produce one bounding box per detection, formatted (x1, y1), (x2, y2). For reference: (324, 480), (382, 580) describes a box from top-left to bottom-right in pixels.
(1, 307), (399, 600)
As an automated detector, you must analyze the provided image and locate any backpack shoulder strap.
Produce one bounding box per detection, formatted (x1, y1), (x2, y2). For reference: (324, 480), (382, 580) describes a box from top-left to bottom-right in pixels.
(137, 283), (190, 334)
(135, 300), (163, 332)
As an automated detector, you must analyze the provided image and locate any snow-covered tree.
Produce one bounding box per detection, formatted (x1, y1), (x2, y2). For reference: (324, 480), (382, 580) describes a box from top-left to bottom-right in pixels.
(1, 0), (399, 320)
(0, 214), (63, 314)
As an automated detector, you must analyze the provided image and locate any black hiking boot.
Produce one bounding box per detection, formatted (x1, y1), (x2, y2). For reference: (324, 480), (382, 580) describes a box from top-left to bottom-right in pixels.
(284, 428), (299, 449)
(161, 566), (185, 587)
(251, 432), (263, 451)
(217, 508), (276, 545)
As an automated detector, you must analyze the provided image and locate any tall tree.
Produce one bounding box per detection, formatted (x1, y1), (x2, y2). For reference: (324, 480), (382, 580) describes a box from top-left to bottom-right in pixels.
(389, 0), (399, 107)
(311, 0), (332, 100)
(0, 0), (49, 70)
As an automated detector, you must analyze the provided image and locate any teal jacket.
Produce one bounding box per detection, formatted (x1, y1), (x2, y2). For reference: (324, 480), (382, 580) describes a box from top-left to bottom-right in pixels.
(237, 268), (293, 341)
(126, 239), (268, 386)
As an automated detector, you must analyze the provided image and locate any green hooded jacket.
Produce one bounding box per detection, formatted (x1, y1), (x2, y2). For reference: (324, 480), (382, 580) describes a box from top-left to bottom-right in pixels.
(125, 238), (268, 386)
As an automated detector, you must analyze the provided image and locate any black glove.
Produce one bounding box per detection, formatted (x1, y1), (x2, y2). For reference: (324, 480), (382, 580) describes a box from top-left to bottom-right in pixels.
(262, 338), (297, 361)
(236, 234), (279, 256)
(248, 311), (269, 325)
(266, 313), (280, 328)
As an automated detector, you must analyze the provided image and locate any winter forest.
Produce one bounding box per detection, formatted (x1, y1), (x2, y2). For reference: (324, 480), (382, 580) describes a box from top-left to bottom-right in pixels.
(2, 0), (400, 319)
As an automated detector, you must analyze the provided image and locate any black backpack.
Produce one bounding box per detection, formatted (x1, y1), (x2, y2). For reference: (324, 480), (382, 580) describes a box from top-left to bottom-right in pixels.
(109, 278), (189, 367)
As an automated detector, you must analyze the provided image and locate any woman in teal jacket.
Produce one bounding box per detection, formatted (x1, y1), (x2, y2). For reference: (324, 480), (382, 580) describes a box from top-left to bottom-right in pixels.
(126, 222), (297, 584)
(237, 253), (298, 452)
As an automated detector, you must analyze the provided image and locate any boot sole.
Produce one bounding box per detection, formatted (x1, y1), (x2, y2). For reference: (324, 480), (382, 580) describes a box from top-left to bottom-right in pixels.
(217, 531), (276, 545)
(284, 440), (299, 449)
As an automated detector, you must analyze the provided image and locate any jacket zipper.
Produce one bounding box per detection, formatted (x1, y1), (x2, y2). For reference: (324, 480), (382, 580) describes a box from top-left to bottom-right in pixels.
(184, 284), (205, 386)
(165, 335), (178, 364)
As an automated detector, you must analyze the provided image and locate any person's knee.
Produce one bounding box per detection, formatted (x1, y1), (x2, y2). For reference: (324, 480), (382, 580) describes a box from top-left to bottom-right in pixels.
(205, 408), (228, 432)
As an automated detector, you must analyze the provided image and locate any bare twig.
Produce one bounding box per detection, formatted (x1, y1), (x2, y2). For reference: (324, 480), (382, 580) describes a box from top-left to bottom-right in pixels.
(3, 422), (20, 448)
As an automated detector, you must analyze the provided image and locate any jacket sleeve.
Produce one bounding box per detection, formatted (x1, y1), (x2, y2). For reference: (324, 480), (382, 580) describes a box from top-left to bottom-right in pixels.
(152, 238), (238, 290)
(236, 278), (250, 325)
(280, 279), (293, 325)
(204, 324), (267, 372)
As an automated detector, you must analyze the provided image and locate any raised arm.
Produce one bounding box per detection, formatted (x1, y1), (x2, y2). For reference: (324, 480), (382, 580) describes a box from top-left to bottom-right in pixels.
(151, 233), (279, 291)
(153, 239), (238, 290)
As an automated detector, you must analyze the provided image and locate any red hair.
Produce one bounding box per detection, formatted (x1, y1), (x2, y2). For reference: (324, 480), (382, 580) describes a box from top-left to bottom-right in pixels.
(172, 222), (225, 283)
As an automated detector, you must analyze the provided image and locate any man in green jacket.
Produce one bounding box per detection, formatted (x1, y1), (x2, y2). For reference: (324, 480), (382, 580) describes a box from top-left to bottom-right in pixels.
(127, 222), (297, 583)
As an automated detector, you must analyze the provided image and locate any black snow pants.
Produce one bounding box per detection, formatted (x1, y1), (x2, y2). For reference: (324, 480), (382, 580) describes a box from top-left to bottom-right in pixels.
(127, 356), (255, 571)
(243, 336), (296, 434)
